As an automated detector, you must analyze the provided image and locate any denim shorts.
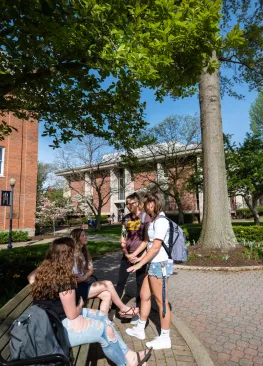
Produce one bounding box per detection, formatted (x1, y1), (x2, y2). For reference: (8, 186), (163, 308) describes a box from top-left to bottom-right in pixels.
(148, 260), (174, 279)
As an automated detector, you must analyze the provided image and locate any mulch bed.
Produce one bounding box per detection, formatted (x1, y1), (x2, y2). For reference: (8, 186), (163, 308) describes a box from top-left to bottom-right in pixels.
(186, 245), (263, 267)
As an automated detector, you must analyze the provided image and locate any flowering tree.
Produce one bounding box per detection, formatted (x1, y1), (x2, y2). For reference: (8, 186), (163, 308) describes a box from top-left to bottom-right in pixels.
(36, 197), (68, 235)
(71, 194), (92, 223)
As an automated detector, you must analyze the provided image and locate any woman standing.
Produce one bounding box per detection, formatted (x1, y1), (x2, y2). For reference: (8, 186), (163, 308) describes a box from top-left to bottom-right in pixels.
(70, 228), (139, 318)
(125, 193), (173, 350)
(30, 237), (152, 366)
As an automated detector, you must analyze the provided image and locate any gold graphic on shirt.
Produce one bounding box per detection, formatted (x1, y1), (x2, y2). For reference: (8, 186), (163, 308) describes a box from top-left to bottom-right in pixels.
(126, 219), (141, 231)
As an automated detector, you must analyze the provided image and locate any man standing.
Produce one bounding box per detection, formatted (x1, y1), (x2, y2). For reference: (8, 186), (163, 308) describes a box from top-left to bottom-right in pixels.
(115, 192), (151, 324)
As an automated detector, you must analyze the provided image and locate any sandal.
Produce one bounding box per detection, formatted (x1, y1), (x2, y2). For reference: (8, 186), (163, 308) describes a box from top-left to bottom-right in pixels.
(136, 348), (152, 366)
(118, 307), (139, 319)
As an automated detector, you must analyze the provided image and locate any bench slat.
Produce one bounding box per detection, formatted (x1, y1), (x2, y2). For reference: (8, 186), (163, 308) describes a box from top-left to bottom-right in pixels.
(0, 295), (33, 348)
(0, 285), (31, 323)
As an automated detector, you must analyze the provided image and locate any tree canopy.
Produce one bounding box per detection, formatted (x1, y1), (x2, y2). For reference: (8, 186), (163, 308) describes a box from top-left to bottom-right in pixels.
(1, 0), (223, 148)
(250, 93), (263, 136)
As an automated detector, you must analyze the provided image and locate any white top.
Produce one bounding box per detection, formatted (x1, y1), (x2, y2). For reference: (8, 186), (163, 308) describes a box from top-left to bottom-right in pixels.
(147, 212), (172, 263)
(73, 254), (93, 275)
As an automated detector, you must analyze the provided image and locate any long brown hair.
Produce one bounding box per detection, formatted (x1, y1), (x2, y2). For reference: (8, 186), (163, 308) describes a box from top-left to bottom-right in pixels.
(31, 237), (77, 300)
(70, 228), (91, 273)
(144, 192), (164, 218)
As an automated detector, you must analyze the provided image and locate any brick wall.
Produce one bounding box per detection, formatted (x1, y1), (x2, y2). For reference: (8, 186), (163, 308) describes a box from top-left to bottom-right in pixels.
(93, 174), (111, 214)
(0, 114), (38, 236)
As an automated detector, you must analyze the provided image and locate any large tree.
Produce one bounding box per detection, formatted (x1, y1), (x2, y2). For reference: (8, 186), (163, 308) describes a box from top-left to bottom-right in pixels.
(117, 0), (263, 251)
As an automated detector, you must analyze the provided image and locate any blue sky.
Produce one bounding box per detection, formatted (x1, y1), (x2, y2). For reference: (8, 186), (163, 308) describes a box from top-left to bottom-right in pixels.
(38, 83), (258, 163)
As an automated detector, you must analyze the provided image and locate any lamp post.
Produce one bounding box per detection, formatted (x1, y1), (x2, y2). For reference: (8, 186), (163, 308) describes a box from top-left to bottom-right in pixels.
(7, 177), (16, 250)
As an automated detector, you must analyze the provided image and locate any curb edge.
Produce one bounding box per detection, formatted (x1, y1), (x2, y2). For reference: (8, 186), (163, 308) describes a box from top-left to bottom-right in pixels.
(174, 265), (263, 272)
(170, 313), (215, 366)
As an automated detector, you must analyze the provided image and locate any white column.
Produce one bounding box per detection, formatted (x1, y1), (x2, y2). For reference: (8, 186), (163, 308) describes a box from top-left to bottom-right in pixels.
(110, 168), (119, 216)
(84, 173), (93, 199)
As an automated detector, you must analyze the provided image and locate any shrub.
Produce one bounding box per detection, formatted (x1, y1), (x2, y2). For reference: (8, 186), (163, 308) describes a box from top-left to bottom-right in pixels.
(236, 208), (252, 219)
(232, 222), (263, 226)
(183, 226), (202, 242)
(166, 213), (194, 224)
(180, 225), (263, 243)
(0, 230), (29, 244)
(233, 226), (263, 242)
(236, 206), (263, 219)
(67, 218), (83, 226)
(90, 215), (109, 221)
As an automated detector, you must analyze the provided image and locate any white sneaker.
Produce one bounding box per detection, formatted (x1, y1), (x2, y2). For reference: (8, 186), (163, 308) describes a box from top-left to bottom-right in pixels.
(130, 314), (139, 325)
(125, 326), (146, 340)
(146, 336), (171, 350)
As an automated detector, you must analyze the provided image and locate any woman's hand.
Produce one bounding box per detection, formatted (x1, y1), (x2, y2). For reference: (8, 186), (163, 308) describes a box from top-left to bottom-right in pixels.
(131, 256), (140, 264)
(127, 263), (141, 273)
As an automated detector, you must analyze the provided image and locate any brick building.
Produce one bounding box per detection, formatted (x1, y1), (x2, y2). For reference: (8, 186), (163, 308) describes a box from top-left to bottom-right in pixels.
(57, 144), (203, 220)
(0, 114), (38, 236)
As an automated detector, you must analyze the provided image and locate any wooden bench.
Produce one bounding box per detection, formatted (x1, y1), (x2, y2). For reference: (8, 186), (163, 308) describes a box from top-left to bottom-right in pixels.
(0, 285), (100, 366)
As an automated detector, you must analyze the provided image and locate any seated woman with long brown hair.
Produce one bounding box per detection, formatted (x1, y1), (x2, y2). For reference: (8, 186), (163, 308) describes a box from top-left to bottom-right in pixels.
(29, 237), (152, 366)
(70, 228), (139, 318)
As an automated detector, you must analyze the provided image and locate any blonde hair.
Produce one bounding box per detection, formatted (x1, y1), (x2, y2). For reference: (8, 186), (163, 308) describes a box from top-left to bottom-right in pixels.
(70, 228), (91, 273)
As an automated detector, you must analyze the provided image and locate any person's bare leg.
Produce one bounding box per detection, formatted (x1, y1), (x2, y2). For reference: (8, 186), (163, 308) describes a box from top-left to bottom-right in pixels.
(88, 281), (138, 314)
(125, 275), (152, 340)
(138, 274), (152, 321)
(97, 290), (112, 313)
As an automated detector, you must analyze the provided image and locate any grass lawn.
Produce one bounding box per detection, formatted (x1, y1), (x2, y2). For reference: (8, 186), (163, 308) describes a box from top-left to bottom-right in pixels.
(88, 224), (122, 238)
(0, 240), (120, 308)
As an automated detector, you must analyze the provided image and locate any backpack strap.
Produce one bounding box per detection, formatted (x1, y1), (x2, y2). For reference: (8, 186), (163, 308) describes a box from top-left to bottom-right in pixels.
(153, 215), (179, 259)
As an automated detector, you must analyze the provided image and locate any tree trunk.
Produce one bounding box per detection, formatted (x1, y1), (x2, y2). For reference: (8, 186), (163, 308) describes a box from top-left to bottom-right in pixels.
(244, 194), (260, 226)
(174, 189), (184, 225)
(96, 201), (102, 230)
(198, 53), (237, 251)
(53, 219), (56, 235)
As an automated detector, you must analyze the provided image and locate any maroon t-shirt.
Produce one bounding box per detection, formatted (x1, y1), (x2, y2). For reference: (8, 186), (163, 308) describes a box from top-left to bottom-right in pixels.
(123, 211), (151, 252)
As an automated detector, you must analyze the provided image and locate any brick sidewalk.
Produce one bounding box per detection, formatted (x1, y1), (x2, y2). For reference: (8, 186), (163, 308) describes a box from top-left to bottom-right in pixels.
(169, 270), (263, 366)
(87, 306), (197, 366)
(88, 252), (197, 366)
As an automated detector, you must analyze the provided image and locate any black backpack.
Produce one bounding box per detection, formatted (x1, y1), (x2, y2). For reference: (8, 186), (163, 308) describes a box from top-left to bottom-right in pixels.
(9, 305), (71, 365)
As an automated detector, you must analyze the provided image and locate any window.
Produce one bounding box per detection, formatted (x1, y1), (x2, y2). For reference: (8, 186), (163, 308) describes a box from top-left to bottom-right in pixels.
(118, 168), (125, 200)
(0, 147), (4, 176)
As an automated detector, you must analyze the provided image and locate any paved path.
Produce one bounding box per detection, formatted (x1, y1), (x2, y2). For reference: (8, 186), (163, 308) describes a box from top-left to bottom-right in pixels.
(169, 269), (263, 366)
(0, 235), (118, 249)
(90, 252), (197, 366)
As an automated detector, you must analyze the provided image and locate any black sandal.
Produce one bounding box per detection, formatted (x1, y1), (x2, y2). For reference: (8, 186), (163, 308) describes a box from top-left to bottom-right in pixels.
(136, 348), (152, 366)
(118, 307), (139, 319)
